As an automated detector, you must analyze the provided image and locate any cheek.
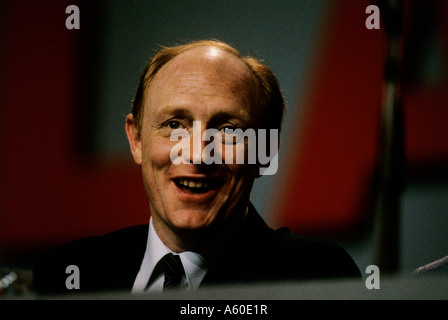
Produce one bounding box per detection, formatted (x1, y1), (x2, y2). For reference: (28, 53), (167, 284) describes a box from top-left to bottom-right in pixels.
(226, 138), (259, 184)
(142, 137), (174, 169)
(224, 149), (258, 186)
(142, 138), (176, 194)
(222, 137), (253, 165)
(140, 137), (176, 203)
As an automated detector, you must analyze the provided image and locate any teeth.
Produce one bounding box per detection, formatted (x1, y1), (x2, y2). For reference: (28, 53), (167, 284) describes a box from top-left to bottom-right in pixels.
(179, 180), (210, 189)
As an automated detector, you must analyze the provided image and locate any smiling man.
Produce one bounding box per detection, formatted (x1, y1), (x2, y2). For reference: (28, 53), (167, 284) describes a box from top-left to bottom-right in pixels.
(33, 40), (360, 295)
(126, 43), (260, 251)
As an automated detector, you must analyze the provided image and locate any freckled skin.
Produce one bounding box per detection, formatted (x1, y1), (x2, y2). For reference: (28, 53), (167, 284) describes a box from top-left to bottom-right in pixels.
(126, 46), (261, 252)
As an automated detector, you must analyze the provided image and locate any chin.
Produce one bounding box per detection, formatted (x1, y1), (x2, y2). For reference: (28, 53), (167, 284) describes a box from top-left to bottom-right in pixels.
(169, 209), (218, 231)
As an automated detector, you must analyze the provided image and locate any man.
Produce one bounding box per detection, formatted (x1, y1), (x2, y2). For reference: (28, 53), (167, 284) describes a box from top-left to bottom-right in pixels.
(33, 40), (360, 295)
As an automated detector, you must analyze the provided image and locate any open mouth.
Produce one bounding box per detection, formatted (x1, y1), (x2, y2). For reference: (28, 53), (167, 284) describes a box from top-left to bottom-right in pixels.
(174, 178), (221, 194)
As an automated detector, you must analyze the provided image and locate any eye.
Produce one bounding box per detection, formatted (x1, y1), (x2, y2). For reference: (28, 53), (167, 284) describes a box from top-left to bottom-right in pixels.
(220, 125), (236, 134)
(167, 121), (182, 129)
(220, 125), (242, 145)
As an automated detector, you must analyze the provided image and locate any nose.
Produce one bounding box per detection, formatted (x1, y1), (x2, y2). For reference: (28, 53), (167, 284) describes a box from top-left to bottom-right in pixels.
(183, 121), (224, 166)
(186, 121), (205, 164)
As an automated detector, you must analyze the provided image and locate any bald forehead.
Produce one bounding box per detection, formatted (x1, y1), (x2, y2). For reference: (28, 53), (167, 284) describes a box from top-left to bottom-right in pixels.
(150, 46), (259, 96)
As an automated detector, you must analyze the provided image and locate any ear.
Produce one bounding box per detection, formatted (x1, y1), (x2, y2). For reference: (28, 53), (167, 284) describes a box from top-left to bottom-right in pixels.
(125, 114), (142, 165)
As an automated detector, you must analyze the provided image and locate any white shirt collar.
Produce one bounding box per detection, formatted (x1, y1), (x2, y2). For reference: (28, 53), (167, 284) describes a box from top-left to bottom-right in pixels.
(131, 217), (208, 294)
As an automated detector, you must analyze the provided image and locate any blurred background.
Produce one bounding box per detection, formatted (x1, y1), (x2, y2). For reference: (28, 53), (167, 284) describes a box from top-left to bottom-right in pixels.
(1, 0), (447, 295)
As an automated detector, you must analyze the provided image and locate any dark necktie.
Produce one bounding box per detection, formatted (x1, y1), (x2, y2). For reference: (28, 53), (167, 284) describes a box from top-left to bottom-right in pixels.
(147, 253), (185, 291)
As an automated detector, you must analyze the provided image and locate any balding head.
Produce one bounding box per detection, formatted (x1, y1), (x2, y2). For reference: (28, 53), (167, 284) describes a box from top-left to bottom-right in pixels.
(131, 40), (285, 133)
(144, 45), (262, 130)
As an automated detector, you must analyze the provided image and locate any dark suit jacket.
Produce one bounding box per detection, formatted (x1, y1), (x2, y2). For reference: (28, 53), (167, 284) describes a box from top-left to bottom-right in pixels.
(33, 205), (361, 295)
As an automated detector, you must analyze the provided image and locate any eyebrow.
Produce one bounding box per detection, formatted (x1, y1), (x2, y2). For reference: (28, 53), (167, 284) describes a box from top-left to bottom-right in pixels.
(207, 110), (251, 128)
(153, 106), (194, 121)
(153, 104), (256, 129)
(155, 104), (251, 122)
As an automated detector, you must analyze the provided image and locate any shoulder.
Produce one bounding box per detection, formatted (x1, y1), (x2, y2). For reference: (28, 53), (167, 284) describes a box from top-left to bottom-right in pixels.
(32, 224), (148, 295)
(264, 227), (362, 280)
(37, 224), (149, 266)
(242, 204), (361, 280)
